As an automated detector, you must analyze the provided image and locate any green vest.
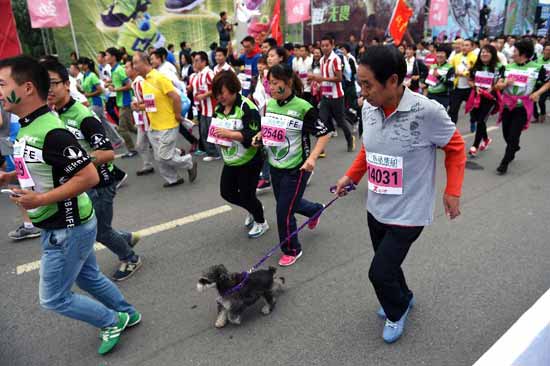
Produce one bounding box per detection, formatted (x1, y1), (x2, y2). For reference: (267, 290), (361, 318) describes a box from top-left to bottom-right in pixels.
(58, 99), (114, 186)
(503, 61), (541, 97)
(264, 96), (311, 170)
(214, 96), (260, 166)
(427, 63), (452, 95)
(16, 109), (93, 229)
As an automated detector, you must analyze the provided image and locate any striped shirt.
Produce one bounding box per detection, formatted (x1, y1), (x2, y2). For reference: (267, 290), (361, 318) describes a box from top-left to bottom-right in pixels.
(193, 67), (216, 117)
(131, 75), (149, 131)
(320, 51), (344, 99)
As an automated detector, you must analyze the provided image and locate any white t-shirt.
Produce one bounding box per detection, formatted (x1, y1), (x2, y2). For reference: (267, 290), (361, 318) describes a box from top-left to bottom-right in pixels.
(293, 56), (313, 92)
(158, 61), (185, 93)
(69, 75), (88, 104)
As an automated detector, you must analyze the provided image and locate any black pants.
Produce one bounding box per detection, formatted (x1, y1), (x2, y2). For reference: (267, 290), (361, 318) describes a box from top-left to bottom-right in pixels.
(471, 98), (495, 148)
(427, 93), (449, 110)
(270, 167), (323, 256)
(106, 96), (119, 125)
(533, 90), (550, 117)
(319, 97), (353, 146)
(179, 124), (198, 145)
(220, 158), (265, 224)
(501, 106), (527, 166)
(448, 88), (471, 124)
(367, 212), (423, 322)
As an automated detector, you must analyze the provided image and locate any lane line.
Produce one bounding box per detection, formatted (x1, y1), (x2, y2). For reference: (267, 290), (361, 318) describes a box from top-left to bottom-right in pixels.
(15, 205), (232, 275)
(462, 125), (499, 139)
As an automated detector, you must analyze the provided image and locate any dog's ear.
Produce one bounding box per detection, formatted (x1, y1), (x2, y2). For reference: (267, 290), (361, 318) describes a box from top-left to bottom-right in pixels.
(217, 264), (228, 273)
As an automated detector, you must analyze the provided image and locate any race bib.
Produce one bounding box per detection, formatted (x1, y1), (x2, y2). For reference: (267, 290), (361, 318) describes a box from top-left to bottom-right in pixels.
(207, 117), (234, 147)
(367, 152), (403, 195)
(544, 64), (550, 78)
(506, 70), (529, 87)
(475, 71), (494, 89)
(143, 94), (157, 112)
(321, 81), (333, 96)
(425, 69), (438, 86)
(13, 141), (35, 189)
(261, 114), (288, 146)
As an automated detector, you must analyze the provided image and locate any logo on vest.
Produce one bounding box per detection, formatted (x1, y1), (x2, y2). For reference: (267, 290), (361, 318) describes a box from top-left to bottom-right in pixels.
(63, 146), (84, 160)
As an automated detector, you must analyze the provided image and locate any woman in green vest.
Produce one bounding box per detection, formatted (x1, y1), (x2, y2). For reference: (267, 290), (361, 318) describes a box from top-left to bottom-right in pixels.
(257, 64), (330, 267)
(210, 71), (268, 238)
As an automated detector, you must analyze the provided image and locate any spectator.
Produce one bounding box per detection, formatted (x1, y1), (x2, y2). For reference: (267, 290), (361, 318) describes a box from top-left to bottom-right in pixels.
(217, 11), (233, 49)
(166, 44), (177, 65)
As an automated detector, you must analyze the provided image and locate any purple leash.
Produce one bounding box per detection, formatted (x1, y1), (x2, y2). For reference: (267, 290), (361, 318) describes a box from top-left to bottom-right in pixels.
(221, 183), (356, 297)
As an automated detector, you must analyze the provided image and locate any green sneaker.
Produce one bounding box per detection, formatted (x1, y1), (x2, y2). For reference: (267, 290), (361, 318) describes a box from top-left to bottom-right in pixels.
(130, 232), (141, 247)
(128, 311), (142, 327)
(98, 312), (130, 355)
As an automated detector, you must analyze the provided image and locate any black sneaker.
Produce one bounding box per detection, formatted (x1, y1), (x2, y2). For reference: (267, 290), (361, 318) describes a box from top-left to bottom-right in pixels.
(163, 178), (184, 188)
(116, 173), (129, 190)
(496, 164), (508, 175)
(8, 224), (41, 241)
(112, 256), (143, 281)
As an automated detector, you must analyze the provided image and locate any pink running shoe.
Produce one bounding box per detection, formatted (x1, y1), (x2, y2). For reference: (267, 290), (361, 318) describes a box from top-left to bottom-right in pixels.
(278, 251), (303, 267)
(479, 138), (493, 151)
(469, 146), (477, 157)
(307, 205), (325, 230)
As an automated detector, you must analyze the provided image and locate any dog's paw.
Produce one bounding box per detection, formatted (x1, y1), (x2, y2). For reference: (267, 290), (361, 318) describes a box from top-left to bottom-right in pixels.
(228, 315), (241, 325)
(261, 304), (272, 315)
(215, 318), (227, 328)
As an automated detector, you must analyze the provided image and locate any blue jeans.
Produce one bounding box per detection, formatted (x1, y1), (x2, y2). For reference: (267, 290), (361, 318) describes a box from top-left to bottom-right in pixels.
(88, 184), (134, 262)
(39, 217), (135, 328)
(270, 167), (323, 256)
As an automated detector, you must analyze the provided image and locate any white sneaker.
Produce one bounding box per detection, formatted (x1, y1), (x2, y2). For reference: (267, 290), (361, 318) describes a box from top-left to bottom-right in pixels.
(331, 131), (338, 138)
(248, 221), (269, 238)
(244, 213), (254, 228)
(203, 156), (221, 162)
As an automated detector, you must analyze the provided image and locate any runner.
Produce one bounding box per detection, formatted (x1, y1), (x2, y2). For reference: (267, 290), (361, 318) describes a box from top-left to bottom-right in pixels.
(494, 39), (547, 175)
(533, 42), (550, 124)
(449, 39), (478, 127)
(131, 52), (198, 187)
(255, 64), (330, 266)
(334, 46), (465, 343)
(309, 34), (355, 152)
(423, 45), (454, 109)
(466, 45), (503, 157)
(213, 47), (234, 75)
(105, 47), (138, 158)
(0, 56), (140, 355)
(210, 70), (268, 238)
(42, 59), (143, 281)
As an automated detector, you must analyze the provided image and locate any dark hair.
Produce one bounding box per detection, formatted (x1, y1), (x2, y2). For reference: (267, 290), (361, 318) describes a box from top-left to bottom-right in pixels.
(195, 51), (209, 64)
(220, 11), (227, 17)
(262, 38), (277, 49)
(283, 42), (294, 51)
(268, 47), (289, 64)
(215, 47), (228, 57)
(0, 56), (50, 100)
(257, 56), (267, 65)
(209, 42), (218, 51)
(70, 62), (79, 69)
(435, 45), (452, 58)
(212, 70), (241, 98)
(267, 64), (303, 96)
(321, 34), (334, 43)
(105, 47), (122, 61)
(359, 45), (406, 85)
(515, 39), (534, 59)
(406, 45), (417, 52)
(340, 43), (351, 53)
(168, 43), (174, 50)
(40, 59), (70, 84)
(472, 45), (498, 73)
(98, 51), (106, 57)
(133, 51), (151, 65)
(180, 51), (192, 65)
(151, 49), (166, 62)
(180, 41), (187, 49)
(241, 36), (255, 45)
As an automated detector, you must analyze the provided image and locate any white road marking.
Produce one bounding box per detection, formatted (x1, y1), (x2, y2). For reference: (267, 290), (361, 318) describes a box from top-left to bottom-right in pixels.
(15, 205), (232, 275)
(462, 125), (499, 139)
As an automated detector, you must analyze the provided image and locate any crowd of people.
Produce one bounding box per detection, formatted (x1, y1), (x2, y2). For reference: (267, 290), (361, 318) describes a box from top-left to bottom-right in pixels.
(0, 26), (548, 355)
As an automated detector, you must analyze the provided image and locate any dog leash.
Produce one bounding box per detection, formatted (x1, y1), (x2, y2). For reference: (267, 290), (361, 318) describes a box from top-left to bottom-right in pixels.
(221, 181), (356, 297)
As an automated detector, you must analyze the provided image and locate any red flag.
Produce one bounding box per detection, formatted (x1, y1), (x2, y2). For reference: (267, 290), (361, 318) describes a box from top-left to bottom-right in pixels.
(27, 0), (70, 28)
(0, 0), (22, 58)
(286, 0), (311, 25)
(428, 0), (449, 27)
(271, 0), (283, 46)
(388, 0), (413, 45)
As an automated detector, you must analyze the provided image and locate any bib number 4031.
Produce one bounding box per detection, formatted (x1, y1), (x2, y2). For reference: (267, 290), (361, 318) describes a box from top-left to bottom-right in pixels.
(367, 152), (403, 195)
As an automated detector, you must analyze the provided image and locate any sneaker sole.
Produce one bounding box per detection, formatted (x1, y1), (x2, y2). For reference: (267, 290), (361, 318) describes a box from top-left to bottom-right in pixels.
(279, 251), (303, 267)
(8, 232), (41, 241)
(127, 312), (142, 328)
(113, 260), (143, 282)
(248, 226), (269, 239)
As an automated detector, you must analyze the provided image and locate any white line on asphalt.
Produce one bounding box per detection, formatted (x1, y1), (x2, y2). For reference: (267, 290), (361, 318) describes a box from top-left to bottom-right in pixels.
(15, 205), (232, 275)
(463, 125), (499, 139)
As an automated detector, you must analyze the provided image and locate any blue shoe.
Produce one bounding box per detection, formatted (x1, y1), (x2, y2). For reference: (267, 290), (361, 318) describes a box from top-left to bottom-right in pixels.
(377, 297), (415, 319)
(193, 149), (206, 157)
(470, 122), (476, 133)
(382, 297), (415, 343)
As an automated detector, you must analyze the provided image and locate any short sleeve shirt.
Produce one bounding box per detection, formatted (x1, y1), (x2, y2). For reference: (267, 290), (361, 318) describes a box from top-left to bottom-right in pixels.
(111, 64), (132, 107)
(361, 88), (456, 226)
(81, 71), (103, 107)
(142, 69), (178, 131)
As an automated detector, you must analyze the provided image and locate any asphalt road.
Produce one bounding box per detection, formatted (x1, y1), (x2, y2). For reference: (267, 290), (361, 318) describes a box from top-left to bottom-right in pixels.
(1, 112), (549, 366)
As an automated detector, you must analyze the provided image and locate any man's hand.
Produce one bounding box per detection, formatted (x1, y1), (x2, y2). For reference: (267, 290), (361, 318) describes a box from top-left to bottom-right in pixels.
(530, 92), (541, 102)
(443, 193), (461, 220)
(213, 127), (231, 139)
(10, 188), (44, 210)
(334, 175), (354, 196)
(300, 157), (316, 172)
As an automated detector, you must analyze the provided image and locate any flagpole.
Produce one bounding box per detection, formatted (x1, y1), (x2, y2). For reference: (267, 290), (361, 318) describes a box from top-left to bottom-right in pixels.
(386, 0), (400, 40)
(65, 0), (79, 57)
(311, 1), (314, 44)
